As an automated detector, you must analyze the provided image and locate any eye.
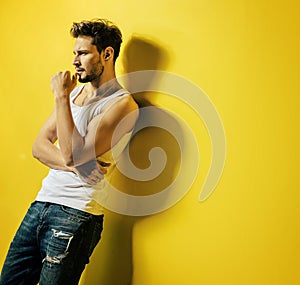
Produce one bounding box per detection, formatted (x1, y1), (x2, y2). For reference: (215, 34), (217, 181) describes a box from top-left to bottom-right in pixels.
(77, 51), (88, 56)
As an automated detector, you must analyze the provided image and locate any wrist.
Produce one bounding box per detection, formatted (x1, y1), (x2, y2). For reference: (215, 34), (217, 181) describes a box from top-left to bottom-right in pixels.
(55, 94), (69, 103)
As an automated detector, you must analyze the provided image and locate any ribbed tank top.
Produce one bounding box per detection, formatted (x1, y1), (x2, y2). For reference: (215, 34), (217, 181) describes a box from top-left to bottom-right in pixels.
(35, 85), (132, 215)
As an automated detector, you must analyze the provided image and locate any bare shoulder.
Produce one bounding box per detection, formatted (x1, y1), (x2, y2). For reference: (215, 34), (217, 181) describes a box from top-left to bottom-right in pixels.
(120, 94), (139, 112)
(103, 93), (139, 115)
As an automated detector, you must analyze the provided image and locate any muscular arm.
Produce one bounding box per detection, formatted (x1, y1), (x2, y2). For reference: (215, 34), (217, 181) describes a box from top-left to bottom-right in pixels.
(32, 107), (107, 184)
(32, 109), (70, 171)
(72, 95), (139, 166)
(52, 71), (139, 167)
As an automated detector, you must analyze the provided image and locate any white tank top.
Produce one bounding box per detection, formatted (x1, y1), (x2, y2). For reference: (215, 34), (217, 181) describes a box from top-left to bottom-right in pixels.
(35, 85), (132, 215)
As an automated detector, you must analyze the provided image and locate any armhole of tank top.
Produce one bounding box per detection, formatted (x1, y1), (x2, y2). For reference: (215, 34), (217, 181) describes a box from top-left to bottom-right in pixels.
(70, 85), (85, 103)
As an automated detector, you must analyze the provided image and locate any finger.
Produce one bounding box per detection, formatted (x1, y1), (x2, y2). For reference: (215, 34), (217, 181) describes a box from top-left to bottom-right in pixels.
(75, 169), (97, 185)
(87, 179), (97, 185)
(99, 166), (107, 174)
(80, 176), (96, 185)
(94, 165), (107, 175)
(91, 169), (105, 179)
(85, 178), (94, 185)
(97, 161), (111, 167)
(87, 173), (103, 185)
(72, 74), (77, 83)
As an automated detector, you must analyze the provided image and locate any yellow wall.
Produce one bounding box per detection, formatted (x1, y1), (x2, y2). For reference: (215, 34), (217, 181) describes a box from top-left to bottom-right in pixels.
(0, 0), (299, 284)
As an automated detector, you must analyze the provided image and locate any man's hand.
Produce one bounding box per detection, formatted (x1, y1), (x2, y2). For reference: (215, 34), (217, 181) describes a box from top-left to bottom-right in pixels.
(51, 71), (77, 98)
(72, 160), (111, 185)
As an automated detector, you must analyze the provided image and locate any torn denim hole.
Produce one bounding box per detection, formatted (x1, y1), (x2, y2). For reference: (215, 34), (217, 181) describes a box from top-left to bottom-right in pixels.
(43, 229), (74, 264)
(43, 253), (68, 264)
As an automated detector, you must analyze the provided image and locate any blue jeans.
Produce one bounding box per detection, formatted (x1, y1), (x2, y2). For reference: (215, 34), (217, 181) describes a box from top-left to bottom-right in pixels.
(0, 201), (103, 285)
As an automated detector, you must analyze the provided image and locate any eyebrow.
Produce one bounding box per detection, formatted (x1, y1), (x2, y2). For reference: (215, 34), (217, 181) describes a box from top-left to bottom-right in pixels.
(73, 49), (89, 55)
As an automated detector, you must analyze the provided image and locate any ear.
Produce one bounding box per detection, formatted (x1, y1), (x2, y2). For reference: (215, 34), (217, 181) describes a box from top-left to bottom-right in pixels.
(102, 46), (114, 61)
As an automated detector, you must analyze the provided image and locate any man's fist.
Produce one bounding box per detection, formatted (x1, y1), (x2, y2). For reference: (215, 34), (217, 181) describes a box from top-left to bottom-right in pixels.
(51, 71), (77, 98)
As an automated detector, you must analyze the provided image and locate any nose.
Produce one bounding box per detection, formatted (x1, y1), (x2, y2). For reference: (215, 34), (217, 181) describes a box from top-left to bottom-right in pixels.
(72, 55), (80, 66)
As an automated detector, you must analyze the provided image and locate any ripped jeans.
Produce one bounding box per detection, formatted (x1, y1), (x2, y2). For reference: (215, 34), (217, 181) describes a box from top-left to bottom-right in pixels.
(0, 201), (104, 285)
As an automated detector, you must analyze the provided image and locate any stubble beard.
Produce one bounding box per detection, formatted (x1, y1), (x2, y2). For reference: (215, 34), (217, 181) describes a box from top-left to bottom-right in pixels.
(78, 65), (104, 83)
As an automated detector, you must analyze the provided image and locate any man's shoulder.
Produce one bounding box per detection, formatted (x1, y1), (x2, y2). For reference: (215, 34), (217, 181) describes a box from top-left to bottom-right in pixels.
(110, 92), (138, 113)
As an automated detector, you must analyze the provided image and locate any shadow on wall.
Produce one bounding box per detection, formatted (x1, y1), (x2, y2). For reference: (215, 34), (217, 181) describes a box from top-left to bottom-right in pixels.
(82, 34), (183, 285)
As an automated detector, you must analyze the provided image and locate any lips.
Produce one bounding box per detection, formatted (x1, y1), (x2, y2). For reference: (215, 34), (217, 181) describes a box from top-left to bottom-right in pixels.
(75, 68), (85, 74)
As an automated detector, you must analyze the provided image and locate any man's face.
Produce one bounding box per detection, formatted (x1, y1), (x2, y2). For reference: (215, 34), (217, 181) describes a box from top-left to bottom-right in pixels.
(73, 36), (104, 83)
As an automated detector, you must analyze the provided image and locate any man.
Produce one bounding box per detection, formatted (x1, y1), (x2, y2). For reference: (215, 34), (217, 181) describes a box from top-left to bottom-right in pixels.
(0, 19), (139, 285)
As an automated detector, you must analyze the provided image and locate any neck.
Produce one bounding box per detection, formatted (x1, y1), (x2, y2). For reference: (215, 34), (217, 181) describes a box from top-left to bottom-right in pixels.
(90, 67), (116, 90)
(84, 74), (122, 102)
(96, 77), (122, 98)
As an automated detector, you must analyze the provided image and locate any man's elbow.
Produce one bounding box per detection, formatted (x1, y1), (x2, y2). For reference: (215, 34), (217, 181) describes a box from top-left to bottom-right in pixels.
(64, 158), (75, 167)
(32, 140), (41, 160)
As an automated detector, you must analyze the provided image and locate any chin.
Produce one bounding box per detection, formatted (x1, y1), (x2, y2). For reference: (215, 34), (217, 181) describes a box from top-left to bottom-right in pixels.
(78, 76), (90, 83)
(78, 78), (86, 83)
(78, 74), (97, 83)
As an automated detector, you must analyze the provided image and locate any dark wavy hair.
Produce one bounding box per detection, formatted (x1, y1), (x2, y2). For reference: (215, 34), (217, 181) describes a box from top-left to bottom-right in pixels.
(70, 18), (122, 62)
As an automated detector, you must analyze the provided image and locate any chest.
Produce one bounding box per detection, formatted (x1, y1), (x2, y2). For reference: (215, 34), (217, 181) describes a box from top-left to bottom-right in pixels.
(73, 87), (91, 106)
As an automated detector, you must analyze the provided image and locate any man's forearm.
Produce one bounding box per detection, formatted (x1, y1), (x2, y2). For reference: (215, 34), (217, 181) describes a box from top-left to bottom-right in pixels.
(55, 96), (85, 166)
(51, 71), (85, 166)
(32, 138), (71, 171)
